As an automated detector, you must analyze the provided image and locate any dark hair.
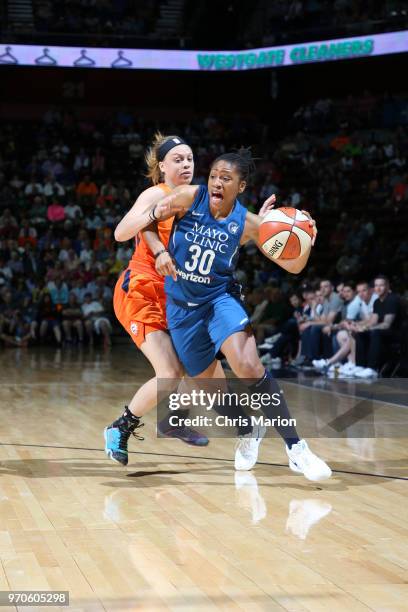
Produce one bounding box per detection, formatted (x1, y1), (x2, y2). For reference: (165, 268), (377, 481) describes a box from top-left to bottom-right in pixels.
(343, 281), (356, 290)
(212, 147), (257, 183)
(374, 275), (390, 285)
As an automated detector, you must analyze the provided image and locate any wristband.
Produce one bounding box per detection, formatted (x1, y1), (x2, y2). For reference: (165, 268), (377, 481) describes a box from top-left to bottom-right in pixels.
(154, 249), (167, 259)
(148, 206), (158, 222)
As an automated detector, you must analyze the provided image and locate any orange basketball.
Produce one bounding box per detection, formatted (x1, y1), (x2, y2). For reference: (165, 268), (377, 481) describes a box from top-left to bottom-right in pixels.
(259, 207), (314, 260)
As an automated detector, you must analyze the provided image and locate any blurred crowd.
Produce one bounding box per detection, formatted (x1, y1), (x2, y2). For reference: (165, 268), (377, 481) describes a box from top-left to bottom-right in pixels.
(33, 0), (159, 36)
(23, 0), (408, 47)
(250, 0), (408, 46)
(0, 92), (407, 374)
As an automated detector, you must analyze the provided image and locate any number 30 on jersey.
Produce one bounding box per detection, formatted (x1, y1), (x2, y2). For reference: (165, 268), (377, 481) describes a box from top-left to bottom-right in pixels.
(184, 245), (215, 275)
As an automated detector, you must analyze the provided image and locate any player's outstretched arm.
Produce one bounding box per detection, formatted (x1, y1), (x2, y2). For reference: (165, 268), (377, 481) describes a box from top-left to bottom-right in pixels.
(114, 185), (198, 242)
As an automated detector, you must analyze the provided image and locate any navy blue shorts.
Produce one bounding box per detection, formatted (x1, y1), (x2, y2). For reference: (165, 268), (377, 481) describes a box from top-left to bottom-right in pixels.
(166, 294), (250, 376)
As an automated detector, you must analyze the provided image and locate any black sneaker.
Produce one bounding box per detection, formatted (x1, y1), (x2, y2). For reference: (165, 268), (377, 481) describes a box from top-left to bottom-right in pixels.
(104, 412), (144, 466)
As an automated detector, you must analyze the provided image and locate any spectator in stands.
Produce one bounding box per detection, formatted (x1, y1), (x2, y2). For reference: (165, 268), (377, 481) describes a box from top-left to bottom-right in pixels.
(61, 293), (84, 344)
(48, 277), (69, 306)
(47, 200), (65, 224)
(36, 293), (62, 345)
(81, 292), (112, 347)
(24, 176), (44, 196)
(64, 200), (83, 222)
(100, 178), (117, 204)
(312, 281), (360, 373)
(71, 278), (87, 304)
(259, 291), (301, 367)
(73, 148), (90, 173)
(92, 147), (106, 175)
(296, 280), (343, 366)
(354, 276), (403, 376)
(0, 209), (18, 238)
(76, 175), (98, 206)
(252, 287), (291, 343)
(18, 219), (37, 248)
(43, 175), (65, 199)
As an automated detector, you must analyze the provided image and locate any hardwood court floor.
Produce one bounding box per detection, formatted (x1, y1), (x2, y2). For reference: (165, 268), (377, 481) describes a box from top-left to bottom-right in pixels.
(0, 346), (406, 612)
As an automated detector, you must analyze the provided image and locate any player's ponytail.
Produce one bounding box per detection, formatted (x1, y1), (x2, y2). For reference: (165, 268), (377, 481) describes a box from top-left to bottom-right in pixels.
(145, 132), (182, 185)
(212, 147), (257, 183)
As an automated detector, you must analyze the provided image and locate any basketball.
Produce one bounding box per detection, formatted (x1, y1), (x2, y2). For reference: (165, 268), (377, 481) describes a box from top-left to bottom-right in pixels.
(259, 207), (314, 260)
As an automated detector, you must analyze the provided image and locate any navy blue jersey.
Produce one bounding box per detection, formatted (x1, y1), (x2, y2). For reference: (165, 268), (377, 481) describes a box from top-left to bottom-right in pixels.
(165, 185), (247, 305)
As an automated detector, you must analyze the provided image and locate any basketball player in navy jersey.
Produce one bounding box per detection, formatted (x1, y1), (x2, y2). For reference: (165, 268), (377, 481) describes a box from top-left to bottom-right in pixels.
(152, 148), (332, 481)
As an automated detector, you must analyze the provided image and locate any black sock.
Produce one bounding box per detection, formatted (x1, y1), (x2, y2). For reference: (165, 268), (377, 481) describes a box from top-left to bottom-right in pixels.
(123, 406), (140, 422)
(248, 370), (300, 448)
(112, 406), (141, 429)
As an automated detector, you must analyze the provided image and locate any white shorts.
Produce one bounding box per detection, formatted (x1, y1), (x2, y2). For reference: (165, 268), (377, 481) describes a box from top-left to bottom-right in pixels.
(93, 317), (112, 334)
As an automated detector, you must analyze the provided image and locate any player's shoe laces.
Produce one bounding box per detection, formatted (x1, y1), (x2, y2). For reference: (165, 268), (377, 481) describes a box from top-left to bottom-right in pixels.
(158, 420), (209, 446)
(286, 439), (332, 481)
(104, 412), (144, 466)
(235, 425), (266, 471)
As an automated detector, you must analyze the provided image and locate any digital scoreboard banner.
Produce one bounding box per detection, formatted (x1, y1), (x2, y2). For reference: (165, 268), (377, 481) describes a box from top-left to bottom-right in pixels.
(0, 30), (407, 71)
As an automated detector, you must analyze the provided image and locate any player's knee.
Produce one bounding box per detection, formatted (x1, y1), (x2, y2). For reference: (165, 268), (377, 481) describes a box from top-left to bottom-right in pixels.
(158, 364), (184, 379)
(235, 358), (264, 379)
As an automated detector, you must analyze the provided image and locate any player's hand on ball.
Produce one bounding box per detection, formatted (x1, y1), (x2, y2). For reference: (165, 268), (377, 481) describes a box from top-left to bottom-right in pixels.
(301, 210), (317, 246)
(155, 251), (177, 281)
(258, 194), (276, 218)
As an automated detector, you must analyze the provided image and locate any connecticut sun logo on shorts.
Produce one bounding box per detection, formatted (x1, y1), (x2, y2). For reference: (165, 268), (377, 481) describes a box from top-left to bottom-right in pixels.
(130, 322), (139, 335)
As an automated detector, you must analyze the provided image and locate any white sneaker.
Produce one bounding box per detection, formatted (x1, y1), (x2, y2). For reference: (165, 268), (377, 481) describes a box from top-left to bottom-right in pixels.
(286, 440), (332, 482)
(354, 367), (378, 379)
(260, 354), (273, 365)
(286, 499), (332, 540)
(270, 357), (282, 369)
(259, 341), (274, 350)
(340, 362), (356, 374)
(312, 358), (329, 370)
(235, 425), (266, 471)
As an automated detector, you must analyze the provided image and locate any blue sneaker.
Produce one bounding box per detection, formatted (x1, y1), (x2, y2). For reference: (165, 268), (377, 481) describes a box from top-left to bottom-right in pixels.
(158, 422), (209, 446)
(104, 411), (144, 466)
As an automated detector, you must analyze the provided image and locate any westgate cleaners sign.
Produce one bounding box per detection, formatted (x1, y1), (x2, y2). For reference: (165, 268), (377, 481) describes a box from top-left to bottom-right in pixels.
(0, 30), (406, 71)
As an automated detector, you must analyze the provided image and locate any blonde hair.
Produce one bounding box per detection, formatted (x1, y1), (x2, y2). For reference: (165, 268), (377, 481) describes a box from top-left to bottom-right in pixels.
(145, 131), (181, 185)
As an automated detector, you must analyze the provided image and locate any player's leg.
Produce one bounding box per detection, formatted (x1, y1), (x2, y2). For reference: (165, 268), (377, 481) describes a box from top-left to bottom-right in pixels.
(105, 326), (208, 465)
(211, 296), (331, 481)
(222, 330), (331, 480)
(105, 328), (180, 465)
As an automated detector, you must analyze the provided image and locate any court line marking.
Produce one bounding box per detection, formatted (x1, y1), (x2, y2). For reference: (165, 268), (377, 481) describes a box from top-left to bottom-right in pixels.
(0, 442), (406, 481)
